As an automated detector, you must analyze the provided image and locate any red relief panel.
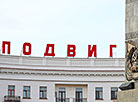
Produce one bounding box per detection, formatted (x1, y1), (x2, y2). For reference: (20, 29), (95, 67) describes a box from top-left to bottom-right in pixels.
(88, 45), (97, 57)
(110, 45), (117, 57)
(2, 41), (11, 54)
(44, 44), (55, 56)
(67, 44), (76, 57)
(23, 42), (32, 55)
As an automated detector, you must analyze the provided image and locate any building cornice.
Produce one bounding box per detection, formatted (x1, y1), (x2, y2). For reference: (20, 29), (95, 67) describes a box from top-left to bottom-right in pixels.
(0, 70), (124, 77)
(0, 78), (124, 83)
(0, 67), (124, 72)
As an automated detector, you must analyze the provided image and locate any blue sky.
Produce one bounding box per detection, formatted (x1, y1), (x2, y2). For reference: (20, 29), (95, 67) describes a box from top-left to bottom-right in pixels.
(0, 0), (125, 58)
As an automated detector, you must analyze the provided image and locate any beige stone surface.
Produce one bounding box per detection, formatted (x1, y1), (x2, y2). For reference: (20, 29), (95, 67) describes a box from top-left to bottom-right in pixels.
(118, 0), (138, 101)
(135, 82), (138, 88)
(126, 1), (138, 40)
(125, 0), (138, 81)
(115, 88), (138, 102)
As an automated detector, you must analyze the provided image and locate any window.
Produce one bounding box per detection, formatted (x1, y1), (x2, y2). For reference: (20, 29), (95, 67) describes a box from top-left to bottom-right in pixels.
(8, 85), (15, 97)
(40, 86), (47, 99)
(23, 86), (31, 99)
(76, 88), (83, 102)
(95, 87), (103, 100)
(111, 87), (118, 100)
(58, 88), (66, 102)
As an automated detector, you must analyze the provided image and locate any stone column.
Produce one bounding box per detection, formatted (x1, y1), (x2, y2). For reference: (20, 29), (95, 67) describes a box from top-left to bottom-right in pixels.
(115, 1), (138, 101)
(125, 0), (138, 81)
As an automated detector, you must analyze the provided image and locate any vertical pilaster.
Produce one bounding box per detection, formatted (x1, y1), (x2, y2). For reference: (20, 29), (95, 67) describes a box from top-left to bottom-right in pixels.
(125, 0), (138, 81)
(88, 84), (94, 102)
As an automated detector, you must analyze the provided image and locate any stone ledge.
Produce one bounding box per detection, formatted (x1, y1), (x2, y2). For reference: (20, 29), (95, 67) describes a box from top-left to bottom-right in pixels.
(116, 88), (138, 102)
(126, 0), (138, 4)
(126, 32), (138, 40)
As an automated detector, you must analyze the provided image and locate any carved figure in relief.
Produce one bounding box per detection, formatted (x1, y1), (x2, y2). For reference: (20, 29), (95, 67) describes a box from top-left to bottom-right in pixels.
(126, 40), (138, 81)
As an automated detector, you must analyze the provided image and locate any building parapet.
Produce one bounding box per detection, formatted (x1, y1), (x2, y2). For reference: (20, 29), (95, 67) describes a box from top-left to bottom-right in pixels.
(0, 55), (125, 67)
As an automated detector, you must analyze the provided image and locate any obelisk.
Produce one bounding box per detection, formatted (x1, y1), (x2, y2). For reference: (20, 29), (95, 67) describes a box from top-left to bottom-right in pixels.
(125, 0), (138, 81)
(115, 1), (138, 102)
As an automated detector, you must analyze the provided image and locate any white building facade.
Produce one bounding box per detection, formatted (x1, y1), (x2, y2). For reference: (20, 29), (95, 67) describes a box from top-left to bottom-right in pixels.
(0, 55), (125, 102)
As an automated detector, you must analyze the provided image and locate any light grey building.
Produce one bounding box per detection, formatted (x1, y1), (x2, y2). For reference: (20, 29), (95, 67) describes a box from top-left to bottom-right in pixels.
(0, 55), (125, 102)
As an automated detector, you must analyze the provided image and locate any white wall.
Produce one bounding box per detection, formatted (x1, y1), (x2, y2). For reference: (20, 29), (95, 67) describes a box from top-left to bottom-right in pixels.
(88, 82), (121, 102)
(0, 55), (125, 102)
(55, 84), (88, 98)
(0, 80), (55, 102)
(0, 80), (122, 102)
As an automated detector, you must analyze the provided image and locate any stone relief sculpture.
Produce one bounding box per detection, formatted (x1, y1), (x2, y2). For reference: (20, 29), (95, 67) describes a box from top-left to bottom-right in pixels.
(125, 0), (138, 81)
(126, 40), (138, 81)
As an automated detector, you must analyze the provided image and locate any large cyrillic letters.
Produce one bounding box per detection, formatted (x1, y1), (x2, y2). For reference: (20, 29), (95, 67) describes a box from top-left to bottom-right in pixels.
(67, 45), (76, 57)
(110, 45), (117, 57)
(1, 41), (118, 57)
(23, 42), (32, 55)
(2, 41), (11, 54)
(88, 45), (97, 57)
(44, 44), (55, 56)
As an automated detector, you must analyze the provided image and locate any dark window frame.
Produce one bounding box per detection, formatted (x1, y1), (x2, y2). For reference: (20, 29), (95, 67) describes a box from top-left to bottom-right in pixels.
(23, 86), (31, 99)
(39, 86), (47, 99)
(111, 87), (118, 100)
(8, 85), (15, 97)
(95, 87), (103, 100)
